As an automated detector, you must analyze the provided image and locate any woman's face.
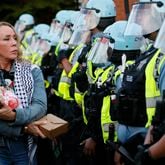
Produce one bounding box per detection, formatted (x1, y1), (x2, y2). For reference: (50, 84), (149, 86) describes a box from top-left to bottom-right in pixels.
(0, 25), (18, 61)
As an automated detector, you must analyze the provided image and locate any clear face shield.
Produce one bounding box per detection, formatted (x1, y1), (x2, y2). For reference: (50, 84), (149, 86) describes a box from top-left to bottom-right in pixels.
(37, 39), (51, 55)
(29, 34), (41, 52)
(124, 2), (163, 36)
(154, 19), (165, 54)
(73, 7), (100, 30)
(14, 20), (27, 40)
(87, 37), (113, 66)
(49, 19), (64, 38)
(67, 8), (100, 48)
(21, 33), (40, 56)
(15, 20), (27, 33)
(68, 29), (91, 48)
(60, 22), (73, 43)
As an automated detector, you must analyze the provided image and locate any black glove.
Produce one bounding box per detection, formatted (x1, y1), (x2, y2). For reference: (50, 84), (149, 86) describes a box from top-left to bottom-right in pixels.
(72, 71), (88, 93)
(77, 45), (91, 64)
(134, 145), (155, 165)
(56, 49), (68, 63)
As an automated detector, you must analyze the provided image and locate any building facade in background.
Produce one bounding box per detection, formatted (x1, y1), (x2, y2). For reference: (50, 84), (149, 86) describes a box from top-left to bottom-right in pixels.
(114, 0), (137, 20)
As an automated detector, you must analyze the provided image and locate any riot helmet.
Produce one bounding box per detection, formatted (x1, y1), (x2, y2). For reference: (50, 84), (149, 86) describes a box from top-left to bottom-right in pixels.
(19, 13), (34, 25)
(86, 0), (116, 30)
(105, 21), (144, 51)
(14, 13), (35, 40)
(55, 10), (76, 25)
(15, 13), (34, 31)
(33, 23), (50, 37)
(50, 10), (77, 32)
(103, 20), (144, 64)
(124, 1), (165, 38)
(68, 8), (100, 48)
(49, 10), (77, 44)
(72, 7), (101, 30)
(87, 37), (112, 66)
(29, 24), (50, 53)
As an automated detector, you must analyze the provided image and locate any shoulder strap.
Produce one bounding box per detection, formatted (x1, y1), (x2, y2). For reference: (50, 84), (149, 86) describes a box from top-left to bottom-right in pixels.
(135, 45), (157, 65)
(154, 51), (164, 89)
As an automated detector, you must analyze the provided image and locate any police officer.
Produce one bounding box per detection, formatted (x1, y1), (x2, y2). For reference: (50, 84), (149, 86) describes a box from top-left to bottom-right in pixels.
(134, 17), (165, 165)
(20, 23), (51, 66)
(54, 1), (116, 163)
(71, 0), (117, 94)
(14, 13), (35, 41)
(79, 33), (115, 165)
(80, 19), (145, 165)
(112, 1), (165, 164)
(54, 7), (102, 165)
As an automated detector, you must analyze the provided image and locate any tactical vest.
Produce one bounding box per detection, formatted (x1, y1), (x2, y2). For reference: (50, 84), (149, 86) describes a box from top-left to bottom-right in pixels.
(69, 45), (91, 107)
(69, 61), (82, 106)
(82, 66), (106, 125)
(145, 48), (165, 127)
(82, 65), (117, 143)
(99, 65), (118, 143)
(112, 46), (158, 126)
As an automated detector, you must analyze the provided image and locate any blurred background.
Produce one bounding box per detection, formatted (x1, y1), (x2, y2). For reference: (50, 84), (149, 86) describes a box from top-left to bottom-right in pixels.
(0, 0), (137, 25)
(0, 0), (79, 24)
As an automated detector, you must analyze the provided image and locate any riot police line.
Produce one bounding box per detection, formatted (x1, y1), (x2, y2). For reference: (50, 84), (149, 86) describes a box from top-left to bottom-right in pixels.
(13, 0), (165, 165)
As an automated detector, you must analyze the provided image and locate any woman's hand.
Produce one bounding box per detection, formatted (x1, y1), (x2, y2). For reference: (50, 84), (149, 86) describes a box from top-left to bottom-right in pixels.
(24, 120), (47, 138)
(0, 100), (16, 121)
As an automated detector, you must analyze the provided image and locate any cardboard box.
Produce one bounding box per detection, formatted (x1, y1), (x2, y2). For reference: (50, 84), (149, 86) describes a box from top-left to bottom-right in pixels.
(39, 114), (69, 140)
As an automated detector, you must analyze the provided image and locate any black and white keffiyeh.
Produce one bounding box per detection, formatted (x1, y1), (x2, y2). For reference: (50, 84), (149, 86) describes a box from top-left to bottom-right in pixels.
(14, 60), (34, 108)
(14, 60), (37, 165)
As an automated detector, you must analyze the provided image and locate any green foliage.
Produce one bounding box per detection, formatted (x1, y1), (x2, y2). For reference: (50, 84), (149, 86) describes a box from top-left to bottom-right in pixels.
(0, 0), (78, 25)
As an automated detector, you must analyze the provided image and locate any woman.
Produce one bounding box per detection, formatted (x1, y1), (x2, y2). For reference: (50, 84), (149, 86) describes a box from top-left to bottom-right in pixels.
(0, 21), (47, 165)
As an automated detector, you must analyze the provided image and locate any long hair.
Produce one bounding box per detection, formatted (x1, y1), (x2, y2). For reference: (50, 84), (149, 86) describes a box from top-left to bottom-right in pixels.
(0, 21), (23, 61)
